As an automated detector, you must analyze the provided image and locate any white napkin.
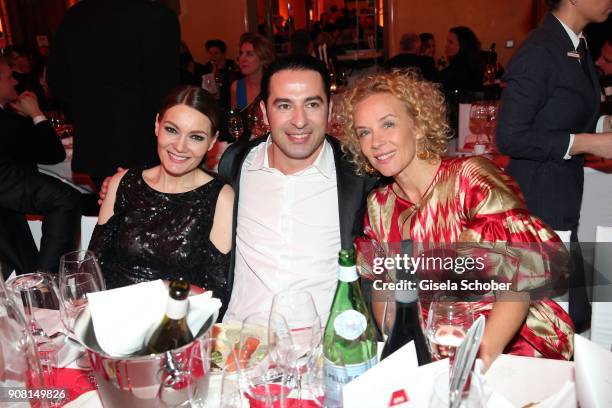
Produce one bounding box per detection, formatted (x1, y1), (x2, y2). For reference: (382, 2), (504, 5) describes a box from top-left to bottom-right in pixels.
(575, 333), (612, 408)
(87, 280), (221, 356)
(537, 381), (576, 408)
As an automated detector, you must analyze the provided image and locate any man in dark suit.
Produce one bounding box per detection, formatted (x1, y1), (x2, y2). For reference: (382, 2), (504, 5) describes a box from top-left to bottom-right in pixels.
(0, 154), (81, 277)
(47, 0), (180, 188)
(218, 56), (378, 321)
(497, 0), (612, 330)
(0, 58), (80, 276)
(385, 32), (437, 81)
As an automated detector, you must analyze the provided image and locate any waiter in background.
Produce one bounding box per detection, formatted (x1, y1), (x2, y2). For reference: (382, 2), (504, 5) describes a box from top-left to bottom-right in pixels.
(496, 0), (612, 331)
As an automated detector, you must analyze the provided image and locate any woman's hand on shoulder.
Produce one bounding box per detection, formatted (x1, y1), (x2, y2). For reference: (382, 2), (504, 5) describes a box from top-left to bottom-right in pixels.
(210, 184), (235, 254)
(97, 168), (128, 225)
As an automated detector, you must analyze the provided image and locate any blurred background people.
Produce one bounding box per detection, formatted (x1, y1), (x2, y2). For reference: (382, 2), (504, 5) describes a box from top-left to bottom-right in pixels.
(385, 32), (437, 81)
(438, 26), (485, 93)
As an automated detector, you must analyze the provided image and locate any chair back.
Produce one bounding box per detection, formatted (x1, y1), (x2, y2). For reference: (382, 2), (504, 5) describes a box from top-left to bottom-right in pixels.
(592, 226), (612, 349)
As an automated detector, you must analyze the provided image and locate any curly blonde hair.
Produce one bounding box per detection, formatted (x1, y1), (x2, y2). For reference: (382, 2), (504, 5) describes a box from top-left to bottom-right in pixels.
(340, 69), (451, 175)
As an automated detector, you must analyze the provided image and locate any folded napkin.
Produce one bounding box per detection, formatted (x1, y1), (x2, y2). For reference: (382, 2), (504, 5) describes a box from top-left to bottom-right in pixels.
(87, 280), (221, 356)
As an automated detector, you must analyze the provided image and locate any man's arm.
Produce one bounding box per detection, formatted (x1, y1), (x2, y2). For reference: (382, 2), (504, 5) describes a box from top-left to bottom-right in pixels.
(11, 91), (65, 164)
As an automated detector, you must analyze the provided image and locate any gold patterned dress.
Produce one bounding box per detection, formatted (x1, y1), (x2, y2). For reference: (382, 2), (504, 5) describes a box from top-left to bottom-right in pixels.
(356, 157), (574, 360)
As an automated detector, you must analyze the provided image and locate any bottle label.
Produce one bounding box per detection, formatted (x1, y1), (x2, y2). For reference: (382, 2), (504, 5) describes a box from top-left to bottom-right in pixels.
(338, 265), (358, 282)
(333, 310), (367, 340)
(324, 356), (377, 406)
(166, 297), (188, 320)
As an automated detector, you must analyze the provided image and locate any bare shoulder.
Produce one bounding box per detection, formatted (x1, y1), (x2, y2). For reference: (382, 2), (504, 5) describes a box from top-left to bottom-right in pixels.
(215, 184), (235, 210)
(98, 169), (129, 225)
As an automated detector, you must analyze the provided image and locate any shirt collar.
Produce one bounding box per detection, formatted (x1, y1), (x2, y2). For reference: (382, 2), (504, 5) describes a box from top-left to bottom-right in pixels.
(554, 14), (584, 50)
(248, 135), (335, 178)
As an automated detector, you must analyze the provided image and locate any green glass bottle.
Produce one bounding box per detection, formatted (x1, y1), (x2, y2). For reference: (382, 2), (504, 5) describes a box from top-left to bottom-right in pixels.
(323, 249), (378, 407)
(146, 279), (194, 354)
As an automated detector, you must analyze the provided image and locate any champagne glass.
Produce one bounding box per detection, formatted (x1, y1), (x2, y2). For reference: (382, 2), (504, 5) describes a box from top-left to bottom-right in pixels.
(227, 109), (244, 140)
(238, 312), (293, 407)
(426, 297), (474, 363)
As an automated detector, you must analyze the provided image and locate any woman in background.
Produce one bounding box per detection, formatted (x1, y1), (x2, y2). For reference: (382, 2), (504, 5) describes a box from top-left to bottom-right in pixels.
(438, 26), (484, 93)
(230, 33), (275, 111)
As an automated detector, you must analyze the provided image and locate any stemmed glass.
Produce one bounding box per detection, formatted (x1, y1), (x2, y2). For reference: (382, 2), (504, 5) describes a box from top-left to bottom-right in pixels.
(484, 102), (498, 152)
(227, 109), (244, 140)
(271, 290), (322, 403)
(238, 311), (293, 407)
(426, 297), (474, 363)
(58, 251), (104, 336)
(469, 103), (490, 154)
(0, 272), (49, 408)
(6, 272), (66, 404)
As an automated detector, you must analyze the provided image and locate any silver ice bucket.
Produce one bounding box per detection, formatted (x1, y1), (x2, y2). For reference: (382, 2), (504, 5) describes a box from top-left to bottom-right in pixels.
(74, 304), (216, 407)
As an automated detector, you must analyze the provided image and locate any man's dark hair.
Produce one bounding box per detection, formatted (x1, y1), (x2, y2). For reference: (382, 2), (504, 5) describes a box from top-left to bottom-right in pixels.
(260, 55), (331, 105)
(545, 0), (562, 10)
(205, 39), (227, 53)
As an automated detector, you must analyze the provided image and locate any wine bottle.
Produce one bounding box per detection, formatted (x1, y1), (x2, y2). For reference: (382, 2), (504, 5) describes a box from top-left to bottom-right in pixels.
(323, 249), (378, 408)
(146, 279), (194, 354)
(380, 289), (431, 365)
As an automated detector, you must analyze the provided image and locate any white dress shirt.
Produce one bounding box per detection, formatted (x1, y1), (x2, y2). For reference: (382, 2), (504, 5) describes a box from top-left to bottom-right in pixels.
(224, 137), (341, 323)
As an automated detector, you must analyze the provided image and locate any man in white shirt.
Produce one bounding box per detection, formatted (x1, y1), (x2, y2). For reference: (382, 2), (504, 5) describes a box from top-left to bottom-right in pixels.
(219, 55), (377, 322)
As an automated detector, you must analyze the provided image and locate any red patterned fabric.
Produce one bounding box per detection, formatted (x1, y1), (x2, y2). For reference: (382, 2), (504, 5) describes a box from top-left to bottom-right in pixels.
(356, 157), (574, 360)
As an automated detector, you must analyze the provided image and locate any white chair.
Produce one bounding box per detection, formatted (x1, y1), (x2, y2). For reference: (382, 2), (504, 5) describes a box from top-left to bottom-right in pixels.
(27, 216), (98, 252)
(552, 230), (571, 314)
(591, 226), (612, 349)
(79, 216), (98, 250)
(27, 218), (43, 250)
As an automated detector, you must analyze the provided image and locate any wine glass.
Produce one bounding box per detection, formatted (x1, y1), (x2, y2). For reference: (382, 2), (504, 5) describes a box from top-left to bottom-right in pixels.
(469, 103), (489, 154)
(271, 290), (322, 402)
(484, 102), (498, 152)
(238, 312), (293, 407)
(426, 297), (474, 363)
(58, 251), (104, 340)
(227, 109), (244, 140)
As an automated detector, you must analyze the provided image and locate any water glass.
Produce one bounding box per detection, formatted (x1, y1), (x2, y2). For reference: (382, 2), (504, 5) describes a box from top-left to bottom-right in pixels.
(188, 338), (237, 407)
(238, 312), (292, 407)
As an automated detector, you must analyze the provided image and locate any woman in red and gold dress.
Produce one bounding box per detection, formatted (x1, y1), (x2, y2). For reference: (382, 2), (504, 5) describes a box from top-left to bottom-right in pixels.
(340, 70), (574, 367)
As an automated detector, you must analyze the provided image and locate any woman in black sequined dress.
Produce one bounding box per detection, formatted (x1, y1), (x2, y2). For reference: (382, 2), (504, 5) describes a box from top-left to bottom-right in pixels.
(89, 86), (234, 308)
